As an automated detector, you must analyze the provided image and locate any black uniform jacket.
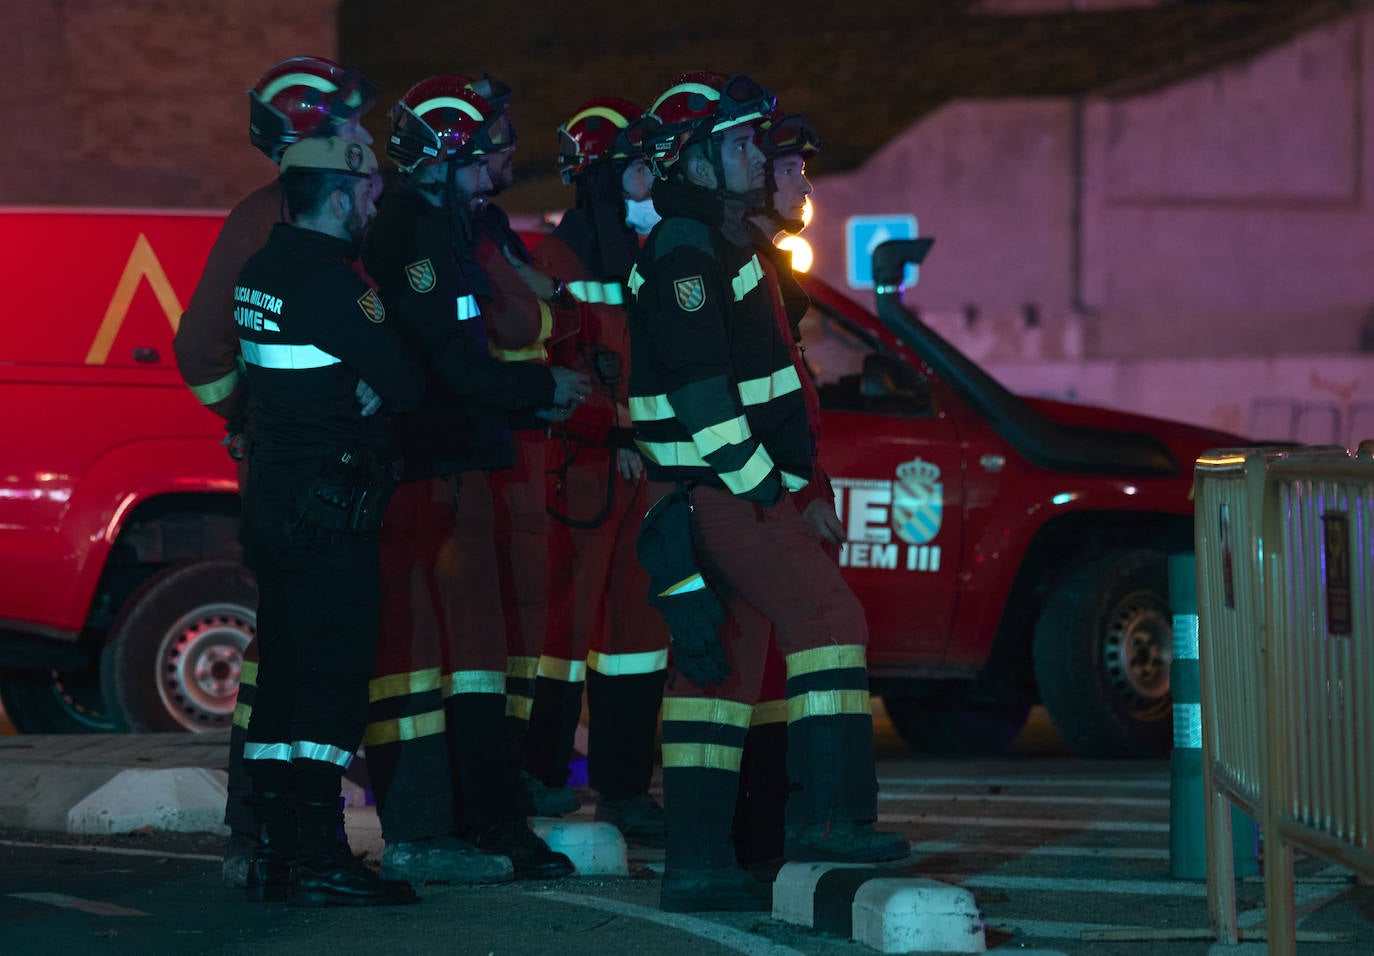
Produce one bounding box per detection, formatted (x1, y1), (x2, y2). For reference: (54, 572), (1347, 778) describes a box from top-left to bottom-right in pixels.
(626, 180), (811, 504)
(235, 223), (422, 466)
(363, 182), (556, 476)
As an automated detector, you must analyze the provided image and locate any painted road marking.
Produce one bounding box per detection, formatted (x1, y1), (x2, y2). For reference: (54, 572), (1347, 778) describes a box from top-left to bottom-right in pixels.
(0, 839), (219, 862)
(9, 893), (150, 917)
(881, 776), (1167, 790)
(881, 791), (1168, 809)
(884, 813), (1169, 833)
(909, 839), (1170, 861)
(533, 890), (804, 956)
(933, 873), (1208, 897)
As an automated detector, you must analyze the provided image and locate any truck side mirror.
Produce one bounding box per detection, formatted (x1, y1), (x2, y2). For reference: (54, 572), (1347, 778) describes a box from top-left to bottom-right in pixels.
(860, 353), (930, 416)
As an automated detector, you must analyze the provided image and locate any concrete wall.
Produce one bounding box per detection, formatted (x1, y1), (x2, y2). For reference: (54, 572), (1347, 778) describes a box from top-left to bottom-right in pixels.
(1, 0), (338, 210)
(809, 8), (1374, 361)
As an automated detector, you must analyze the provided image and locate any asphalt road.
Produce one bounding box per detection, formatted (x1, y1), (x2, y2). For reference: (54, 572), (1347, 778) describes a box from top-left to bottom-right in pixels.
(1, 706), (1369, 955)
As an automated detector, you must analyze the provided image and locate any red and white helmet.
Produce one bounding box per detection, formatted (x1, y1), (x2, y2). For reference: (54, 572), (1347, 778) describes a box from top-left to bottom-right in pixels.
(639, 71), (775, 178)
(555, 97), (643, 183)
(248, 56), (374, 161)
(386, 76), (503, 173)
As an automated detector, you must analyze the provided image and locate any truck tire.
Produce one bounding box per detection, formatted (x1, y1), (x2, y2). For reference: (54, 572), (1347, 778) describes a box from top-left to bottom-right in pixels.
(0, 666), (120, 733)
(883, 691), (1031, 754)
(100, 560), (257, 733)
(1032, 548), (1172, 757)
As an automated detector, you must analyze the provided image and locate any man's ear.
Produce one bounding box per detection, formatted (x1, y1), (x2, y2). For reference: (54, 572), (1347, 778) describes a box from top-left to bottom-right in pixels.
(330, 188), (352, 222)
(687, 154), (712, 188)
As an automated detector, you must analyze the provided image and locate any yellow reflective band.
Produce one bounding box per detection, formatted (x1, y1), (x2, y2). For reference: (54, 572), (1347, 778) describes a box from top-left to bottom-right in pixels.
(260, 72), (338, 102)
(629, 393), (674, 422)
(781, 470), (809, 492)
(691, 415), (751, 457)
(537, 300), (554, 343)
(737, 365), (801, 406)
(188, 369), (239, 406)
(232, 702), (252, 730)
(751, 699), (789, 726)
(785, 644), (868, 678)
(731, 255), (765, 301)
(661, 574), (705, 597)
(662, 696), (755, 728)
(506, 695), (533, 720)
(369, 667), (442, 703)
(587, 649), (669, 676)
(653, 83), (720, 112)
(720, 443), (775, 495)
(566, 105), (633, 130)
(507, 656), (539, 680)
(786, 689), (872, 722)
(241, 661), (259, 686)
(292, 740), (354, 768)
(627, 265), (645, 299)
(661, 742), (742, 771)
(362, 708), (446, 747)
(491, 343), (549, 362)
(444, 669), (506, 696)
(637, 439), (706, 468)
(568, 280), (625, 306)
(414, 95), (484, 121)
(537, 655), (587, 682)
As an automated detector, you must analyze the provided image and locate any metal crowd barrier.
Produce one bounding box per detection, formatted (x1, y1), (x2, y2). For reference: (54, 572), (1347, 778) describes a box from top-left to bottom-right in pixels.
(1195, 446), (1373, 952)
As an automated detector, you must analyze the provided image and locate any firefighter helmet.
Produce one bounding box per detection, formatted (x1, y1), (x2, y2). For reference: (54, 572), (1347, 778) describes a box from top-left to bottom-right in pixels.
(640, 72), (775, 178)
(757, 112), (821, 160)
(386, 77), (503, 173)
(248, 56), (374, 161)
(555, 97), (643, 183)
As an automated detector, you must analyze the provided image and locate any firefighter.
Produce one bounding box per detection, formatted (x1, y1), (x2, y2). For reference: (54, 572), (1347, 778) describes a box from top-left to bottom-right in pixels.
(734, 110), (840, 869)
(459, 74), (585, 817)
(363, 76), (582, 880)
(627, 72), (909, 913)
(525, 98), (670, 846)
(171, 55), (379, 888)
(235, 135), (420, 907)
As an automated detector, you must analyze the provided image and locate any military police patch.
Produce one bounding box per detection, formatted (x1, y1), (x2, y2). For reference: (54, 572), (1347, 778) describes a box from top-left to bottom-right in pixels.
(673, 275), (706, 313)
(356, 288), (386, 323)
(405, 258), (436, 294)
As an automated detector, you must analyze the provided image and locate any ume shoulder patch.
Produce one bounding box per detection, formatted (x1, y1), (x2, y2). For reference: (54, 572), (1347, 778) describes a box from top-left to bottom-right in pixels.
(673, 275), (706, 313)
(357, 288), (386, 323)
(405, 258), (436, 294)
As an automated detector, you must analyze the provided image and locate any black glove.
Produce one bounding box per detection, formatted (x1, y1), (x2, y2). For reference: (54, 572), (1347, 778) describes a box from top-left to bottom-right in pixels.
(285, 449), (358, 539)
(637, 487), (730, 688)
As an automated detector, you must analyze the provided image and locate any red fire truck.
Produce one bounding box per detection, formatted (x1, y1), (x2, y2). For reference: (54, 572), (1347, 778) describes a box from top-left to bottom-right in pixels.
(0, 208), (1239, 757)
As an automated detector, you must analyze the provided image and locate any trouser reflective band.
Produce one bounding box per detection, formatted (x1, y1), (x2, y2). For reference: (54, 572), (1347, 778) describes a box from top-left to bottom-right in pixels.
(586, 649), (670, 676)
(783, 644), (871, 724)
(364, 667), (448, 746)
(505, 656), (538, 720)
(233, 660), (259, 730)
(662, 697), (752, 870)
(244, 742), (292, 763)
(661, 697), (752, 771)
(292, 740), (355, 769)
(751, 699), (788, 726)
(445, 670), (507, 697)
(537, 655), (587, 682)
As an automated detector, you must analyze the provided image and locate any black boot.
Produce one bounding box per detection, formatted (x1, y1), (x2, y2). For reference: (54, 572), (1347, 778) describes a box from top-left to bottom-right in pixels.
(661, 763), (769, 913)
(467, 818), (576, 880)
(588, 669), (666, 845)
(783, 714), (908, 863)
(289, 799), (418, 907)
(732, 721), (789, 867)
(245, 791), (295, 903)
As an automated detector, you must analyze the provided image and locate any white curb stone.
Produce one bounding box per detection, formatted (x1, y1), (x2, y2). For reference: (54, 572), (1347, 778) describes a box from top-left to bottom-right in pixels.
(852, 878), (986, 954)
(66, 768), (230, 835)
(773, 861), (879, 928)
(530, 818), (627, 876)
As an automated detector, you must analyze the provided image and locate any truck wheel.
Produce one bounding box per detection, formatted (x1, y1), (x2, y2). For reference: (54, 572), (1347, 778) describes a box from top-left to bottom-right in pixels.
(1032, 548), (1172, 757)
(100, 560), (257, 733)
(0, 666), (120, 733)
(882, 690), (1030, 754)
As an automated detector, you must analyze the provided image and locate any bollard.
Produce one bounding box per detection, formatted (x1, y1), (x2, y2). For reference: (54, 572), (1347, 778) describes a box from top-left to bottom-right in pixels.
(1169, 552), (1258, 880)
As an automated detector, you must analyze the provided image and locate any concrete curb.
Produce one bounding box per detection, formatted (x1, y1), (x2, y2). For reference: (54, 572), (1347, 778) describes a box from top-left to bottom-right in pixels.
(773, 861), (986, 954)
(68, 768), (230, 835)
(531, 818), (628, 876)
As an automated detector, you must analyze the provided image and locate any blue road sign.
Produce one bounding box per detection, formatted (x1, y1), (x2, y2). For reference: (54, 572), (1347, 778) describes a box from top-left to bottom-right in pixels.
(845, 214), (919, 290)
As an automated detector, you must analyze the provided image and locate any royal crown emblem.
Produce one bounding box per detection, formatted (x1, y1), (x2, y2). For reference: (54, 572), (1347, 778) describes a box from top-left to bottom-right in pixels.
(891, 457), (943, 545)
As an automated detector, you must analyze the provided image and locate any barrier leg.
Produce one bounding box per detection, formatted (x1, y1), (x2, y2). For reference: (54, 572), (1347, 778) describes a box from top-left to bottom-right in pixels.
(1169, 553), (1258, 882)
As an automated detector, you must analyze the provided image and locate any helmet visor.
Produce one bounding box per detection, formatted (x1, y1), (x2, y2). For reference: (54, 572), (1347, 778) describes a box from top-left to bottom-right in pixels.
(711, 74), (776, 133)
(326, 65), (376, 122)
(762, 113), (820, 157)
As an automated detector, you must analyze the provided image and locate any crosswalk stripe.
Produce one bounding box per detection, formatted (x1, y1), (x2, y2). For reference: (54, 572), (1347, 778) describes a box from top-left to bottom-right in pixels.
(9, 892), (151, 916)
(939, 873), (1208, 897)
(909, 839), (1169, 861)
(881, 792), (1168, 809)
(884, 813), (1169, 833)
(881, 776), (1168, 790)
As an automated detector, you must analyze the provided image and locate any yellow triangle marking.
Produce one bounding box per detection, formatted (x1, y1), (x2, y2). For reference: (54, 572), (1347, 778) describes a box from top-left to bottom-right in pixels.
(84, 233), (185, 365)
